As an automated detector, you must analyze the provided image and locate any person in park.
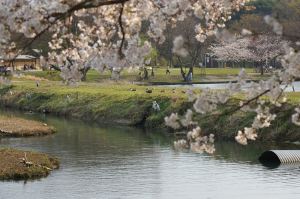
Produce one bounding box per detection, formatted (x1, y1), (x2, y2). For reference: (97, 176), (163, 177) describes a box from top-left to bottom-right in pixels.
(186, 72), (192, 82)
(151, 67), (155, 76)
(166, 65), (170, 74)
(4, 65), (7, 76)
(144, 68), (148, 80)
(139, 71), (142, 81)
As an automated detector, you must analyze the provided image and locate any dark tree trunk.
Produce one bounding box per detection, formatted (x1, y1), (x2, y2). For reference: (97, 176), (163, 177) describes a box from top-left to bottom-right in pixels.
(81, 66), (91, 81)
(261, 61), (264, 75)
(177, 56), (186, 81)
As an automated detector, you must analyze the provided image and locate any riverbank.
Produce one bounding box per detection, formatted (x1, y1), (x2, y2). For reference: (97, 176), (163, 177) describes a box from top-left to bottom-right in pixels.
(1, 79), (300, 142)
(0, 115), (57, 137)
(0, 147), (59, 179)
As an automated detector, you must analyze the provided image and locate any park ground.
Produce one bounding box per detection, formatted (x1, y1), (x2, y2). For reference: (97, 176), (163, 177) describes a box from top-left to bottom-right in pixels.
(21, 67), (275, 83)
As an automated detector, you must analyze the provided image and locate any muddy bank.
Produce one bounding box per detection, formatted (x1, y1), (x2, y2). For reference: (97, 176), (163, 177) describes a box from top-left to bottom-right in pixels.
(0, 116), (57, 137)
(0, 147), (59, 180)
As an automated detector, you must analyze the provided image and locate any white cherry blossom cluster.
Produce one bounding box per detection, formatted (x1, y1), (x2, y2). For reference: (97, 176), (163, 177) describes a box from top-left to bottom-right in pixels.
(164, 113), (180, 129)
(174, 127), (215, 154)
(280, 42), (300, 85)
(174, 139), (188, 151)
(264, 15), (283, 35)
(181, 109), (198, 126)
(235, 127), (257, 145)
(186, 88), (195, 101)
(292, 106), (300, 126)
(172, 35), (189, 57)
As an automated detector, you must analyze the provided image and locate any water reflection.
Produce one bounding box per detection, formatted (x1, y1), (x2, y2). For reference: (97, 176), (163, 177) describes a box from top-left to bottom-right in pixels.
(1, 107), (300, 198)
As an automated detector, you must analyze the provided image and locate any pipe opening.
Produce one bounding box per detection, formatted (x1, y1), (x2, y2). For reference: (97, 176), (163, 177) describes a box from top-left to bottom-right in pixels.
(259, 151), (281, 163)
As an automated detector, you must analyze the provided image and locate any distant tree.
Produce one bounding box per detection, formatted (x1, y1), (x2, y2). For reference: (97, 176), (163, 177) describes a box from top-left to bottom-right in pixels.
(231, 14), (271, 33)
(209, 35), (285, 74)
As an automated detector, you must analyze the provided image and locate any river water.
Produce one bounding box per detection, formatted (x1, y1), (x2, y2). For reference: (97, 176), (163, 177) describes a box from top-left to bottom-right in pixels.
(159, 81), (300, 92)
(1, 108), (300, 199)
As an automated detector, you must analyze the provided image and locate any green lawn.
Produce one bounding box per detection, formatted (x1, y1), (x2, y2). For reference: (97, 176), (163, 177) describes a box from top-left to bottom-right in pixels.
(22, 67), (265, 83)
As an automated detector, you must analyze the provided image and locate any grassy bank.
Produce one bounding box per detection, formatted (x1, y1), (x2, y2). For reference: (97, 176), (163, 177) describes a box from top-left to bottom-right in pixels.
(1, 76), (300, 141)
(0, 80), (191, 126)
(0, 115), (57, 137)
(0, 147), (59, 179)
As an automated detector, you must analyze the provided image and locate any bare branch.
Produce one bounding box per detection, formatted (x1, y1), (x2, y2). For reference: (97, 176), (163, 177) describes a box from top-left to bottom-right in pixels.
(118, 2), (125, 58)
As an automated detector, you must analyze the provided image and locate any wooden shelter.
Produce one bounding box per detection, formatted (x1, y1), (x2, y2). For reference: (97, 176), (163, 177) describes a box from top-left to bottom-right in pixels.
(0, 55), (41, 71)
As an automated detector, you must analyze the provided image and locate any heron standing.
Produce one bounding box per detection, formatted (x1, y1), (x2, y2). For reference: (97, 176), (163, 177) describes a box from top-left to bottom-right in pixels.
(152, 101), (160, 113)
(36, 81), (39, 88)
(66, 95), (70, 104)
(26, 93), (31, 100)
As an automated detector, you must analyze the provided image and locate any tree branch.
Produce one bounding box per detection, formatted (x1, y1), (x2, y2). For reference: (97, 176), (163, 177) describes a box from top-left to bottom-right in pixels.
(118, 2), (125, 58)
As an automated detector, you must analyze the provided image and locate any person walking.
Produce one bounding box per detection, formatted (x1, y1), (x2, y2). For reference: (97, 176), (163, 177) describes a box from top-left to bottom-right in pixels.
(151, 67), (155, 76)
(166, 65), (170, 74)
(4, 65), (7, 76)
(144, 68), (148, 80)
(139, 71), (142, 81)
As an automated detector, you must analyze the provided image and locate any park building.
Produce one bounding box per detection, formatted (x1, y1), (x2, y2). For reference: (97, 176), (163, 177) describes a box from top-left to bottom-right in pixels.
(0, 54), (41, 72)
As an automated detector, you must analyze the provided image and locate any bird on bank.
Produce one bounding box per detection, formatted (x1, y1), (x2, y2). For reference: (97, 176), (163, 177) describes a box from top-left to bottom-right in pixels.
(127, 88), (132, 91)
(161, 89), (166, 92)
(172, 87), (176, 91)
(26, 93), (31, 100)
(152, 101), (160, 113)
(132, 88), (137, 91)
(146, 89), (152, 93)
(36, 81), (39, 88)
(66, 95), (70, 104)
(172, 89), (176, 93)
(181, 91), (186, 93)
